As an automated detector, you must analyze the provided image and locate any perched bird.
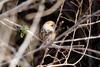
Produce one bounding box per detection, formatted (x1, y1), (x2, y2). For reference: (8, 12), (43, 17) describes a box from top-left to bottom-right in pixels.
(40, 21), (56, 40)
(40, 21), (56, 46)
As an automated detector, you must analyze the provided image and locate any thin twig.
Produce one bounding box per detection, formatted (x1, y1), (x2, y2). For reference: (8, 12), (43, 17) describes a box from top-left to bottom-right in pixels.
(56, 10), (100, 40)
(54, 34), (100, 43)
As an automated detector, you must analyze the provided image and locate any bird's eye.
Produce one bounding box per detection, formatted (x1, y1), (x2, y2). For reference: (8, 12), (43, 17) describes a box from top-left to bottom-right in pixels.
(51, 24), (54, 27)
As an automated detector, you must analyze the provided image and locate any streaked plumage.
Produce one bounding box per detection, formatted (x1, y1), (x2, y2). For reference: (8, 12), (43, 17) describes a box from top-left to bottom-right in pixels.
(40, 21), (56, 44)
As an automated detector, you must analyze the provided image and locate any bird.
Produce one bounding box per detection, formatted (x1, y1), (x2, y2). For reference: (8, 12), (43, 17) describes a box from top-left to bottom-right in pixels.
(40, 21), (56, 40)
(38, 21), (56, 66)
(40, 21), (56, 47)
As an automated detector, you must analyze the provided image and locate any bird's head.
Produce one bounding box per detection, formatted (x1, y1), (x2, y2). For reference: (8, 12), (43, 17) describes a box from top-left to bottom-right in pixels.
(43, 21), (56, 33)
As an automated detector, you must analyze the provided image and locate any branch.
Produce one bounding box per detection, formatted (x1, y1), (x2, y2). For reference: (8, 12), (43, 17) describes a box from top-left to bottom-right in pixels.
(56, 10), (100, 40)
(9, 0), (45, 67)
(0, 0), (64, 19)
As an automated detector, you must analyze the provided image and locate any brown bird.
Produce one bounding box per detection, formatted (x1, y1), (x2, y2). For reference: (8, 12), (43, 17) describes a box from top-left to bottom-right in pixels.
(40, 21), (56, 47)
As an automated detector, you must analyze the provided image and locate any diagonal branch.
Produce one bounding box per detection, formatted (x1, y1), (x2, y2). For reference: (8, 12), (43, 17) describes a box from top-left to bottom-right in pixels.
(9, 0), (45, 67)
